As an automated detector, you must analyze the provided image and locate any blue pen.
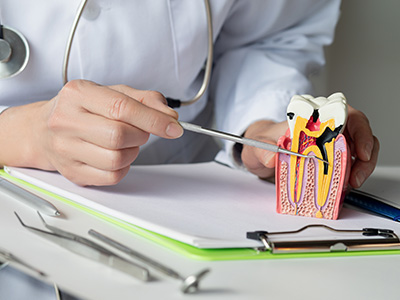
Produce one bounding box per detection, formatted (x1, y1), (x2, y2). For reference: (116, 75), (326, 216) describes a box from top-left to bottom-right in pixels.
(345, 189), (400, 222)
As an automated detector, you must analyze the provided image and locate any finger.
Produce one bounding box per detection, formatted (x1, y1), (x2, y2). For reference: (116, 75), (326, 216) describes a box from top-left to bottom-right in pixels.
(346, 106), (374, 162)
(349, 136), (380, 188)
(242, 144), (276, 179)
(63, 80), (183, 139)
(50, 133), (140, 172)
(60, 162), (131, 186)
(71, 140), (140, 172)
(109, 85), (179, 119)
(241, 120), (287, 179)
(60, 111), (150, 150)
(244, 120), (288, 142)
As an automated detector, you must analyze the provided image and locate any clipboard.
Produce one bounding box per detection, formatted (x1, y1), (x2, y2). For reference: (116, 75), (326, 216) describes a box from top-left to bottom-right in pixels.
(2, 162), (400, 261)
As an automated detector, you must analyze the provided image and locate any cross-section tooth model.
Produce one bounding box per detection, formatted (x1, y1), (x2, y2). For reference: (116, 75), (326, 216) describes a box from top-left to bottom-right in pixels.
(276, 93), (350, 220)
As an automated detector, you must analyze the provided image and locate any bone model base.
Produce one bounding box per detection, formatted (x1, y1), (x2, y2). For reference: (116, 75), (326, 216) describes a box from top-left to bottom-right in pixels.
(276, 93), (350, 220)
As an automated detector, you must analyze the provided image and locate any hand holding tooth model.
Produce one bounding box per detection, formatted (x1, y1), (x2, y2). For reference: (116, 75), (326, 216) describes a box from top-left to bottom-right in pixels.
(238, 97), (379, 193)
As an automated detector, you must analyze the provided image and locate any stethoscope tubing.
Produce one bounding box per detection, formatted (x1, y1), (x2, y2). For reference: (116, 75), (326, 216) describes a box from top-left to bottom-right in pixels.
(62, 0), (214, 108)
(62, 0), (88, 85)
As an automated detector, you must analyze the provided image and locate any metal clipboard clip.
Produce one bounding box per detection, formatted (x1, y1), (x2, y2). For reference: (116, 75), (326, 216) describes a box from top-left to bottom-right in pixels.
(247, 224), (400, 254)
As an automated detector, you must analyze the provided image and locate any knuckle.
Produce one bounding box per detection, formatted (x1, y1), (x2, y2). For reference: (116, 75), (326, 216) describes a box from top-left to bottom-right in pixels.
(108, 147), (140, 171)
(62, 79), (86, 98)
(108, 150), (125, 171)
(130, 147), (140, 162)
(108, 125), (125, 149)
(137, 132), (150, 145)
(106, 168), (128, 185)
(59, 164), (85, 186)
(109, 96), (129, 120)
(144, 90), (167, 105)
(63, 79), (80, 91)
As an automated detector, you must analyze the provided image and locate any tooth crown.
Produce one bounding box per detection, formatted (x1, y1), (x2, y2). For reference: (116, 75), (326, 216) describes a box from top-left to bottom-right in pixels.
(276, 93), (350, 220)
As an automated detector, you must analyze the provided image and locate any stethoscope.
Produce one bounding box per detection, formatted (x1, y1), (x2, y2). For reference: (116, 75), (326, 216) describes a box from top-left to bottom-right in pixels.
(0, 0), (213, 108)
(0, 25), (29, 79)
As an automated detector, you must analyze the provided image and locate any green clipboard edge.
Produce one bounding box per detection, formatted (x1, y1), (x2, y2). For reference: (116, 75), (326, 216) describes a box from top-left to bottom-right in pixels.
(2, 169), (400, 261)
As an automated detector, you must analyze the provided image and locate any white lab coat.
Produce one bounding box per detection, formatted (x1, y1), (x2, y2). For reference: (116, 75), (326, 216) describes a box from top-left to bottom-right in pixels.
(0, 0), (340, 166)
(0, 1), (341, 298)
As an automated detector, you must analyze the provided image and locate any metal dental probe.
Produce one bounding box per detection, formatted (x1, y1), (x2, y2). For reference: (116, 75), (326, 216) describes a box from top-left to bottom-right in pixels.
(179, 121), (328, 163)
(88, 229), (210, 294)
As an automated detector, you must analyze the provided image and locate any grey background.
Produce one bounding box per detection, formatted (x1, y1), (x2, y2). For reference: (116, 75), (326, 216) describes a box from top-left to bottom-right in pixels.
(311, 0), (399, 166)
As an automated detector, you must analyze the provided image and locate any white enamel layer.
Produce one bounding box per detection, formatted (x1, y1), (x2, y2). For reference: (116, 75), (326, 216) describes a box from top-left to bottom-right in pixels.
(286, 92), (347, 139)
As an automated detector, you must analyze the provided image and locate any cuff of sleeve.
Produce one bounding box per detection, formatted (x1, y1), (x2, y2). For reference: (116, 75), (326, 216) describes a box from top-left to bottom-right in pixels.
(0, 106), (9, 115)
(216, 89), (299, 170)
(215, 142), (247, 171)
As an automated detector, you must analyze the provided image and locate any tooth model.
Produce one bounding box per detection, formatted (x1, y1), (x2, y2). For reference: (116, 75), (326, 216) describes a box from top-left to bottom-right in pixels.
(276, 93), (350, 220)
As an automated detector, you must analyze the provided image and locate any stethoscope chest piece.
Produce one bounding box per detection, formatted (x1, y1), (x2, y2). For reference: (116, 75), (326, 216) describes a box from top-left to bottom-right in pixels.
(0, 25), (29, 79)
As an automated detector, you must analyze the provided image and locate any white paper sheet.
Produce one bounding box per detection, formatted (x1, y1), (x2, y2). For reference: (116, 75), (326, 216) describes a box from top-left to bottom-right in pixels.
(5, 162), (400, 249)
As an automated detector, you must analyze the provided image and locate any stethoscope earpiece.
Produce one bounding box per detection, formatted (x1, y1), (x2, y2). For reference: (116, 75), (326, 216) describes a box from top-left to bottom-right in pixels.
(0, 25), (30, 79)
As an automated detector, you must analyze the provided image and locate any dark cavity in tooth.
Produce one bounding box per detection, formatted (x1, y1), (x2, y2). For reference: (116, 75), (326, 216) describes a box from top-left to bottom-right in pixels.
(316, 125), (343, 174)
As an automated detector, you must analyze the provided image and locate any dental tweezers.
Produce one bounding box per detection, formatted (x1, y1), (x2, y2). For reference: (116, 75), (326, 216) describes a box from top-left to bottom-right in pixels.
(14, 212), (150, 281)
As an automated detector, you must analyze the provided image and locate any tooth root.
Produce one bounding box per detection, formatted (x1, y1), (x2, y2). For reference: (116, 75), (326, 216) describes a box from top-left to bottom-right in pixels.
(317, 137), (335, 208)
(288, 117), (307, 206)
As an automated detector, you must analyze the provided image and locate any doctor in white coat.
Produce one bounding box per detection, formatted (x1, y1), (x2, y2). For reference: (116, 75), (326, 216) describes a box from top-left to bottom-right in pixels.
(0, 0), (378, 189)
(0, 0), (380, 298)
(0, 0), (379, 185)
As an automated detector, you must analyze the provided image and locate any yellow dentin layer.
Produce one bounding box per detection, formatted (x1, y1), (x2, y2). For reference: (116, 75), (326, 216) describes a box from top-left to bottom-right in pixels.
(289, 117), (336, 218)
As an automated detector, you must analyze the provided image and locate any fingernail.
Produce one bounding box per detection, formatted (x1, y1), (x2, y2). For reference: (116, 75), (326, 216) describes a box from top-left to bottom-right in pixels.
(263, 151), (276, 166)
(355, 170), (366, 187)
(166, 122), (184, 138)
(167, 105), (179, 116)
(364, 143), (373, 161)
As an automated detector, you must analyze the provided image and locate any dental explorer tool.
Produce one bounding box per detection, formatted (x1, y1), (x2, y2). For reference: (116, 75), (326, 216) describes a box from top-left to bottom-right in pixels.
(179, 121), (328, 163)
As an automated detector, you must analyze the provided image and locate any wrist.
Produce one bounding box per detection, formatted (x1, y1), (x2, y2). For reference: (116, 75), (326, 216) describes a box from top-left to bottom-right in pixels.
(0, 101), (54, 169)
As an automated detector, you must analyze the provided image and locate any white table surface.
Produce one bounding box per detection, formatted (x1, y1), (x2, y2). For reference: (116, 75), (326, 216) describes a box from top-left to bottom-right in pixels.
(0, 165), (399, 300)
